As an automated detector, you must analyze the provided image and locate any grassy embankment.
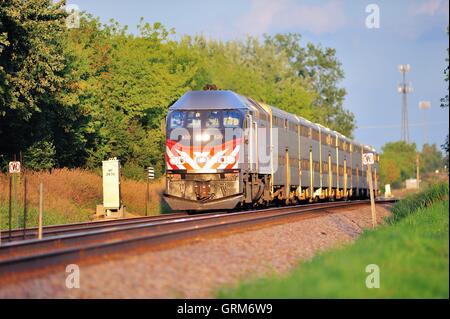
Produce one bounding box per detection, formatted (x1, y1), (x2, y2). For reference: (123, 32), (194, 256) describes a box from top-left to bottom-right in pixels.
(218, 183), (449, 298)
(0, 168), (169, 230)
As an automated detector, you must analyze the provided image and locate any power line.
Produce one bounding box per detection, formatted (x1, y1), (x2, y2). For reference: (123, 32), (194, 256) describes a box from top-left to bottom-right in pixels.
(358, 121), (448, 129)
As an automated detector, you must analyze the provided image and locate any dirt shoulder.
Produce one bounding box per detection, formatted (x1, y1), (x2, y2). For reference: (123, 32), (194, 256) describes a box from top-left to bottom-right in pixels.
(0, 204), (392, 298)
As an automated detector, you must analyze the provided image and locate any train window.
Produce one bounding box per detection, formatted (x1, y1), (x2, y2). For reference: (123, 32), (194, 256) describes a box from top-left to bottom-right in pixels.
(206, 111), (220, 128)
(185, 111), (202, 128)
(312, 130), (319, 141)
(284, 119), (288, 129)
(223, 110), (241, 127)
(169, 111), (184, 128)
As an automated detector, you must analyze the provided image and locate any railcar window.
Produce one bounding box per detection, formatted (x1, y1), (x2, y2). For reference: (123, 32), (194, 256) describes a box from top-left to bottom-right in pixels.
(169, 111), (184, 128)
(312, 130), (319, 141)
(206, 111), (220, 128)
(301, 125), (309, 137)
(186, 111), (202, 128)
(223, 110), (241, 127)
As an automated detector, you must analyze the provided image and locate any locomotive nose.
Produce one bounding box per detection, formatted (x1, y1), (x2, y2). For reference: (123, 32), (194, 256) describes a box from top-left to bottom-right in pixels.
(194, 182), (212, 200)
(195, 156), (208, 164)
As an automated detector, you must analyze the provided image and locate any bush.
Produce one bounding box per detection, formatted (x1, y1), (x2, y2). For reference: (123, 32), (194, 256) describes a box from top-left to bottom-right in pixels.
(24, 140), (56, 171)
(388, 182), (449, 224)
(122, 163), (146, 181)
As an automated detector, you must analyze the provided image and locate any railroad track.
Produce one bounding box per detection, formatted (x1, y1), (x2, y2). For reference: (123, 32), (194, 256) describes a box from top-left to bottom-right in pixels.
(0, 199), (396, 278)
(1, 212), (189, 242)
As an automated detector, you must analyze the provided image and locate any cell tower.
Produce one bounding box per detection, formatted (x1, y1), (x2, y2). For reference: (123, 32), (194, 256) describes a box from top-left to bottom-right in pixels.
(397, 64), (413, 143)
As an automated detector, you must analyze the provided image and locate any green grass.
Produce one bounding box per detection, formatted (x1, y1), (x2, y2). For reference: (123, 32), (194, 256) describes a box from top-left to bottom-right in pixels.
(218, 186), (449, 298)
(0, 202), (91, 231)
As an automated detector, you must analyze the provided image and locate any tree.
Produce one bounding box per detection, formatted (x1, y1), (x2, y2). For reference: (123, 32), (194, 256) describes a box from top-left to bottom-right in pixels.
(264, 33), (355, 137)
(379, 141), (417, 188)
(0, 0), (89, 169)
(2, 6), (356, 176)
(440, 26), (449, 109)
(441, 27), (449, 171)
(379, 157), (400, 187)
(24, 140), (56, 171)
(420, 143), (444, 174)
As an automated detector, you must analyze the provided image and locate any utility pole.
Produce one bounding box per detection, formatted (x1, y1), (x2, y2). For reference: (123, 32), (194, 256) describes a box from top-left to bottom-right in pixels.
(398, 64), (413, 143)
(363, 152), (377, 228)
(416, 152), (420, 189)
(419, 101), (431, 145)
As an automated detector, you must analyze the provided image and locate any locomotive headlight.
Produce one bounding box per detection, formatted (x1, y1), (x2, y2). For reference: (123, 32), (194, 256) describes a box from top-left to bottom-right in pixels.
(196, 156), (208, 164)
(195, 134), (210, 142)
(217, 156), (235, 164)
(169, 156), (185, 165)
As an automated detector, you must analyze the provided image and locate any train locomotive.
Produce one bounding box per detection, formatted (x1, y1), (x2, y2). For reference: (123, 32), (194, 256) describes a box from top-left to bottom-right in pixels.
(163, 90), (379, 211)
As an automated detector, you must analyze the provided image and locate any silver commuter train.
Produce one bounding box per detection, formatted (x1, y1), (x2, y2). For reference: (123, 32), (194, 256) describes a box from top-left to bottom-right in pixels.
(163, 90), (379, 211)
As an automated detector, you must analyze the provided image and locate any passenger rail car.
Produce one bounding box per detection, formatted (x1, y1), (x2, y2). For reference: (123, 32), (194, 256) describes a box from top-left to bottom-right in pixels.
(163, 90), (379, 211)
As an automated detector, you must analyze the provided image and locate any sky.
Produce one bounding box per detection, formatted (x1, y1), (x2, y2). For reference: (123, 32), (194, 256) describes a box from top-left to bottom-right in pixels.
(67, 0), (449, 152)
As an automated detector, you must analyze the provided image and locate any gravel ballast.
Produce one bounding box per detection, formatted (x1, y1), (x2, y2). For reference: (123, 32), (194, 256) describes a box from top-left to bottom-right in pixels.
(0, 204), (391, 298)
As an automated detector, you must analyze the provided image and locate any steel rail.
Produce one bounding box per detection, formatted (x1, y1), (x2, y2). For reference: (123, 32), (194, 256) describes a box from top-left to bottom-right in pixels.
(1, 212), (189, 242)
(0, 199), (396, 277)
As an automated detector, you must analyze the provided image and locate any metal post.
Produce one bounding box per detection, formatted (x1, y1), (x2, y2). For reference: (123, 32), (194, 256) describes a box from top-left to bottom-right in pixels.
(398, 64), (412, 143)
(38, 182), (43, 240)
(416, 153), (420, 189)
(23, 176), (27, 240)
(402, 71), (409, 143)
(0, 189), (1, 246)
(0, 179), (2, 246)
(367, 164), (377, 228)
(145, 178), (149, 216)
(12, 154), (17, 230)
(8, 174), (12, 241)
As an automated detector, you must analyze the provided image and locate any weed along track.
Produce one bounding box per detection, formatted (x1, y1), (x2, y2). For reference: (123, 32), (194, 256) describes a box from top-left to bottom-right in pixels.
(0, 199), (395, 281)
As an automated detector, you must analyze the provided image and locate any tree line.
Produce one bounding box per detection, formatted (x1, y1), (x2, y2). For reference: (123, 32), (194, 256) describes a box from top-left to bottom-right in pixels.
(0, 0), (354, 177)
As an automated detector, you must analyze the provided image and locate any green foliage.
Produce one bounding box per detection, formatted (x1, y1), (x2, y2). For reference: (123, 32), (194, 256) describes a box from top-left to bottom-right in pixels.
(420, 143), (444, 174)
(441, 27), (449, 171)
(379, 141), (417, 187)
(387, 182), (449, 224)
(1, 3), (355, 177)
(0, 201), (91, 231)
(218, 197), (449, 298)
(379, 141), (446, 188)
(0, 0), (89, 169)
(440, 26), (449, 109)
(442, 135), (449, 170)
(23, 140), (56, 171)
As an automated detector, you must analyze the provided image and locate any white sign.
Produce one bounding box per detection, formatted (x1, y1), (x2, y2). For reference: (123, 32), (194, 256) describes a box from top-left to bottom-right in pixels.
(8, 161), (21, 173)
(362, 153), (374, 165)
(148, 167), (155, 180)
(102, 159), (121, 209)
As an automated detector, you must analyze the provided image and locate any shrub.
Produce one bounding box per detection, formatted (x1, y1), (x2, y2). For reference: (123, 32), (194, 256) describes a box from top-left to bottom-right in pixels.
(388, 182), (449, 224)
(24, 140), (56, 171)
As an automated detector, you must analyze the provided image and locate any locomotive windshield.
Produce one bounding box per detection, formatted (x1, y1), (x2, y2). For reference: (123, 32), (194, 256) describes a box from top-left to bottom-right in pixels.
(168, 110), (242, 130)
